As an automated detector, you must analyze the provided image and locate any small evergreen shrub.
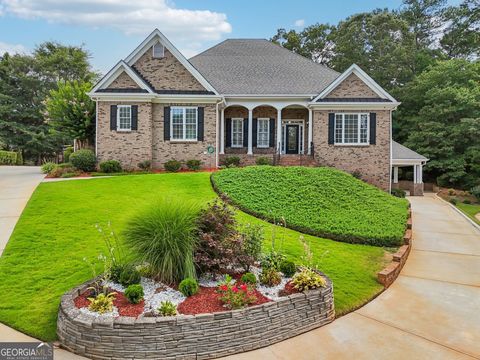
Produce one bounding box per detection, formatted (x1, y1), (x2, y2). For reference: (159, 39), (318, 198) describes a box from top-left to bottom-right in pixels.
(279, 260), (296, 277)
(391, 188), (406, 198)
(178, 277), (199, 297)
(164, 159), (182, 172)
(223, 156), (240, 167)
(470, 185), (480, 200)
(255, 157), (272, 166)
(119, 265), (141, 287)
(70, 149), (96, 172)
(138, 160), (151, 171)
(449, 198), (458, 205)
(110, 263), (126, 283)
(259, 268), (282, 287)
(186, 159), (202, 171)
(63, 146), (74, 162)
(240, 272), (257, 285)
(158, 301), (177, 316)
(41, 162), (57, 174)
(99, 160), (122, 173)
(291, 267), (326, 291)
(124, 284), (144, 304)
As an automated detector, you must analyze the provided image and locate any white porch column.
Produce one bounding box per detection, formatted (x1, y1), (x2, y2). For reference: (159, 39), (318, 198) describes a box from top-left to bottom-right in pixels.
(413, 164), (418, 184)
(276, 108), (282, 153)
(393, 166), (399, 183)
(247, 108), (253, 155)
(219, 108), (225, 154)
(307, 109), (313, 155)
(419, 164), (423, 183)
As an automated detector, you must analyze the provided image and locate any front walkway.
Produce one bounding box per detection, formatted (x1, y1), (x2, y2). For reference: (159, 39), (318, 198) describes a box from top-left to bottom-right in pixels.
(226, 194), (480, 360)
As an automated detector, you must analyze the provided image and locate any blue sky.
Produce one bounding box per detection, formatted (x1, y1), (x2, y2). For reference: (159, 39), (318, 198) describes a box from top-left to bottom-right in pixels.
(0, 0), (459, 75)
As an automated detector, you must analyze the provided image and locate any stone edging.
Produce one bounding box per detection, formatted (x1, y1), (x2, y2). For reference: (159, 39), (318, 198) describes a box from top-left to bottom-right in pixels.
(57, 275), (335, 360)
(377, 205), (413, 287)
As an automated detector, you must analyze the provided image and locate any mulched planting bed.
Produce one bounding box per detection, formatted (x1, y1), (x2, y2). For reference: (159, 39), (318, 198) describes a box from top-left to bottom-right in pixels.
(74, 289), (145, 318)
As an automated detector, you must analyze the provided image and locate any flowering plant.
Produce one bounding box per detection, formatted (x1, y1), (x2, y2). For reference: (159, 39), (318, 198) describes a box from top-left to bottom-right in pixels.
(217, 275), (257, 309)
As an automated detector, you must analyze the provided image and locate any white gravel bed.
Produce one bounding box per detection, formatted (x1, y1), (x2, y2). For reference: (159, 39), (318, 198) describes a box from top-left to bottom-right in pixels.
(198, 273), (231, 288)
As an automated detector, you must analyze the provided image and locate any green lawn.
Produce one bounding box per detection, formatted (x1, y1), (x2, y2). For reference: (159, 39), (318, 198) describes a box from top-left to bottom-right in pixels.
(0, 172), (388, 341)
(456, 203), (480, 225)
(212, 166), (409, 246)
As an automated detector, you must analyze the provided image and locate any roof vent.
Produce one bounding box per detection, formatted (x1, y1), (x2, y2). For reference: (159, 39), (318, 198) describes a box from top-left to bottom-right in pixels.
(152, 43), (164, 58)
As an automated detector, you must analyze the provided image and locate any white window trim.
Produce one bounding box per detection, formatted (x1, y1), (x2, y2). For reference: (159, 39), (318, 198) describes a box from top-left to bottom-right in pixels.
(257, 118), (270, 148)
(334, 113), (370, 146)
(170, 106), (198, 142)
(117, 105), (132, 132)
(231, 118), (244, 148)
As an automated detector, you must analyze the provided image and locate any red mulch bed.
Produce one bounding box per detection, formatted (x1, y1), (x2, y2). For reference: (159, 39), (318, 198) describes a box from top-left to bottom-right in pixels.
(280, 281), (300, 296)
(177, 286), (271, 315)
(74, 289), (144, 318)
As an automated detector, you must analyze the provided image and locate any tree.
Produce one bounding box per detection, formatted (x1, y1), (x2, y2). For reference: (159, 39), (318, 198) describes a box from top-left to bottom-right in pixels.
(45, 81), (96, 149)
(394, 60), (480, 188)
(271, 23), (335, 65)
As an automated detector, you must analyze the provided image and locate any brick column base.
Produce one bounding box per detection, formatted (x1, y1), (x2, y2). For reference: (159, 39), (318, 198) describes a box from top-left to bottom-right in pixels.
(411, 183), (424, 196)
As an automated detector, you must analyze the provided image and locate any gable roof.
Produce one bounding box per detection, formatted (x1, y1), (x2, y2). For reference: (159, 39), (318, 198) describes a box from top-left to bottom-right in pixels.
(189, 39), (340, 96)
(90, 61), (154, 94)
(392, 141), (428, 160)
(312, 64), (397, 103)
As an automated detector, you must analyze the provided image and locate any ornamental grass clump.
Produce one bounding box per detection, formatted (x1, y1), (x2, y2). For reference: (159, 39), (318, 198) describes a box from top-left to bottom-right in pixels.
(124, 199), (199, 283)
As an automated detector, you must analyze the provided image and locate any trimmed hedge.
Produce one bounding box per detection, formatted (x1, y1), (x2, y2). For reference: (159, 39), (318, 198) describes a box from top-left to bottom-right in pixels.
(0, 151), (22, 165)
(70, 150), (96, 172)
(212, 166), (409, 246)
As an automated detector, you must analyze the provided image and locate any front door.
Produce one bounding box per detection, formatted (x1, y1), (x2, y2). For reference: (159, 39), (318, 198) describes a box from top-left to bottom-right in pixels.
(286, 125), (300, 154)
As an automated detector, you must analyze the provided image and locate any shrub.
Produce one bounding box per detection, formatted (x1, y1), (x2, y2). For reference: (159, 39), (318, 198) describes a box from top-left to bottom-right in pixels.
(110, 263), (126, 283)
(63, 146), (74, 162)
(194, 198), (244, 273)
(99, 160), (122, 173)
(124, 284), (144, 304)
(124, 200), (198, 283)
(48, 165), (78, 178)
(261, 251), (286, 271)
(70, 149), (96, 172)
(463, 199), (472, 204)
(259, 268), (282, 287)
(238, 223), (264, 271)
(391, 188), (406, 198)
(470, 185), (480, 200)
(186, 159), (202, 171)
(138, 160), (151, 171)
(178, 277), (199, 297)
(87, 292), (116, 314)
(60, 172), (77, 178)
(240, 272), (257, 285)
(255, 157), (272, 166)
(279, 260), (296, 277)
(16, 151), (23, 165)
(217, 275), (257, 309)
(291, 267), (326, 292)
(41, 162), (57, 174)
(448, 188), (456, 196)
(118, 265), (141, 287)
(223, 156), (240, 167)
(158, 301), (177, 316)
(449, 198), (458, 205)
(164, 159), (182, 172)
(0, 150), (18, 165)
(351, 170), (362, 179)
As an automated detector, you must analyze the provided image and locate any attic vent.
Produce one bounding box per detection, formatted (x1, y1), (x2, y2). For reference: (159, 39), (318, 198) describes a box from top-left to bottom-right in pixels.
(152, 43), (164, 58)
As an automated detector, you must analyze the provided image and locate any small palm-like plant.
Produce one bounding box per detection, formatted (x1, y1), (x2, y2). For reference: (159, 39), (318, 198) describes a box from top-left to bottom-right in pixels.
(124, 199), (199, 283)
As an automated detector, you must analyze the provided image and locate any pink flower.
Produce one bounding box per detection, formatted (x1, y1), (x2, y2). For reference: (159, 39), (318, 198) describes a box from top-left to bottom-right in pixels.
(240, 284), (248, 291)
(232, 286), (238, 293)
(219, 285), (228, 292)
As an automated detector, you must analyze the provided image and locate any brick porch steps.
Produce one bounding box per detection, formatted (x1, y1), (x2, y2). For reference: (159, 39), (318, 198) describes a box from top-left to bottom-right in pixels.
(277, 155), (317, 167)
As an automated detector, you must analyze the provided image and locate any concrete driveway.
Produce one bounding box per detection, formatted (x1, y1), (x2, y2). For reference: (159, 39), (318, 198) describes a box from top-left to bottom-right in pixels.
(226, 194), (480, 360)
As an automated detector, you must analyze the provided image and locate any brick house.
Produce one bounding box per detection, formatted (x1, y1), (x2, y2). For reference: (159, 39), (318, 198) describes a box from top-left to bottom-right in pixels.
(89, 29), (427, 194)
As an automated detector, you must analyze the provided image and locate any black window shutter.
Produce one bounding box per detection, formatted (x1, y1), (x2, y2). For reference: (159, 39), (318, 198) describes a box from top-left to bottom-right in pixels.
(164, 106), (171, 140)
(243, 119), (248, 147)
(225, 118), (232, 147)
(131, 105), (138, 130)
(328, 113), (335, 144)
(197, 107), (204, 141)
(110, 105), (117, 130)
(269, 118), (275, 147)
(252, 118), (258, 147)
(369, 113), (377, 145)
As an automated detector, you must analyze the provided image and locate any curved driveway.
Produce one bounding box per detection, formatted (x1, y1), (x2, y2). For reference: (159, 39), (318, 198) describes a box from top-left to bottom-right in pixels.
(0, 167), (479, 359)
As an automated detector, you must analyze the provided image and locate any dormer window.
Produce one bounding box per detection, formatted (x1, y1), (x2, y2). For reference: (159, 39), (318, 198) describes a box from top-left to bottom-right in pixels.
(152, 43), (164, 58)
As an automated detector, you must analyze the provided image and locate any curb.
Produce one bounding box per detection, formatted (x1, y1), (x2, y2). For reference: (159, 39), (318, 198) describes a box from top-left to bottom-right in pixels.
(434, 193), (480, 233)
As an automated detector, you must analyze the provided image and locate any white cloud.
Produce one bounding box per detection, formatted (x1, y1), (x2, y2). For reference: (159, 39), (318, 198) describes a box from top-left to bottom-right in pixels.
(0, 0), (232, 46)
(0, 41), (28, 55)
(294, 19), (305, 27)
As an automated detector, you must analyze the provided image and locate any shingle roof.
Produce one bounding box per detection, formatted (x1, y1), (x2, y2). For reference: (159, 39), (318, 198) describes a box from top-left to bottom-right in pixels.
(392, 141), (428, 160)
(189, 39), (340, 95)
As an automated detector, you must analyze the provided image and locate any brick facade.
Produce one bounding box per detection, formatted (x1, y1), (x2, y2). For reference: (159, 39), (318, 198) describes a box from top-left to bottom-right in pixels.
(327, 73), (380, 98)
(107, 71), (140, 89)
(57, 275), (334, 360)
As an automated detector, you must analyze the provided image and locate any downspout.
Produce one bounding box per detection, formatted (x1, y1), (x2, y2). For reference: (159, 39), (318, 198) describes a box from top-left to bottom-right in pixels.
(215, 98), (226, 169)
(95, 99), (98, 156)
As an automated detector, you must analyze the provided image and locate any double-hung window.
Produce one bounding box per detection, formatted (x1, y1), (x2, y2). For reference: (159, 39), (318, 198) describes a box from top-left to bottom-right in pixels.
(257, 118), (270, 148)
(117, 105), (132, 131)
(231, 118), (243, 147)
(334, 113), (369, 145)
(171, 107), (198, 141)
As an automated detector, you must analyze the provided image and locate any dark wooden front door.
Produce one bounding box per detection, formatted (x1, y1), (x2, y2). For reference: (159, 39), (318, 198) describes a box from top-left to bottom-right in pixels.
(286, 125), (300, 154)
